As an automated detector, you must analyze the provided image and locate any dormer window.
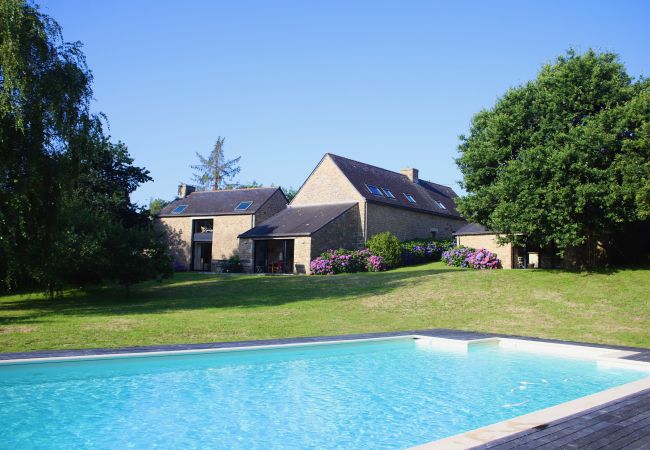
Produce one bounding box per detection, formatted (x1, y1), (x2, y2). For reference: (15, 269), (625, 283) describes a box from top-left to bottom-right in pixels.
(381, 187), (396, 199)
(366, 184), (384, 197)
(171, 205), (188, 214)
(235, 201), (253, 211)
(435, 200), (447, 210)
(403, 193), (416, 203)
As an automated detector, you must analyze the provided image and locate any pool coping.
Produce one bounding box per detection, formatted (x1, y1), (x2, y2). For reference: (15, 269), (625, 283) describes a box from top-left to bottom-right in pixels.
(2, 328), (649, 361)
(1, 329), (650, 448)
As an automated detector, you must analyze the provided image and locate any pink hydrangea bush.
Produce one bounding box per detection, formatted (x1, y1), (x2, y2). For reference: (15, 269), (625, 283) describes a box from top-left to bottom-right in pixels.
(442, 246), (502, 269)
(367, 255), (387, 272)
(310, 248), (387, 275)
(467, 248), (501, 269)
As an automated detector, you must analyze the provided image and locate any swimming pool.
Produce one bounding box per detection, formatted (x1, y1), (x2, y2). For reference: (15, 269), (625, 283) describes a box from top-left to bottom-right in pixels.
(1, 337), (648, 449)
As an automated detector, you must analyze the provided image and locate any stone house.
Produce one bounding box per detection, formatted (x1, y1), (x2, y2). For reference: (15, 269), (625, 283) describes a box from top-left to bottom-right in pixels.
(239, 153), (466, 274)
(454, 223), (519, 269)
(157, 185), (287, 271)
(454, 223), (564, 269)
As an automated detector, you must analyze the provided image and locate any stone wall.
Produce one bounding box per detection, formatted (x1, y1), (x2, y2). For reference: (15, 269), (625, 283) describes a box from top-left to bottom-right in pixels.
(158, 214), (255, 271)
(238, 238), (254, 272)
(309, 205), (363, 257)
(212, 215), (254, 261)
(156, 216), (192, 270)
(293, 237), (312, 274)
(366, 203), (465, 241)
(254, 189), (288, 225)
(456, 234), (514, 269)
(291, 155), (364, 206)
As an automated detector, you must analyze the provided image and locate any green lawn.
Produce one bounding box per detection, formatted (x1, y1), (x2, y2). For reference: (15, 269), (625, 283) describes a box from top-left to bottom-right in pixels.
(1, 262), (649, 353)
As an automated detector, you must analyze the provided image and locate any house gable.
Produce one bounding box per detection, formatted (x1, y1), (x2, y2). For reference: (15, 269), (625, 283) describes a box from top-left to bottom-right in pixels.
(291, 154), (365, 206)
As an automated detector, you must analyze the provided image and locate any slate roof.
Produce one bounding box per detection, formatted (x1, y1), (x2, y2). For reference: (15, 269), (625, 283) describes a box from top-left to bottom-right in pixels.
(238, 203), (357, 238)
(326, 153), (461, 218)
(158, 187), (284, 217)
(453, 222), (494, 235)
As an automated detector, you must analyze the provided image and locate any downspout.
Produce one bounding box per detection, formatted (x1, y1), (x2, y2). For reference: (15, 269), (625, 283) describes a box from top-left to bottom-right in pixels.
(363, 199), (368, 246)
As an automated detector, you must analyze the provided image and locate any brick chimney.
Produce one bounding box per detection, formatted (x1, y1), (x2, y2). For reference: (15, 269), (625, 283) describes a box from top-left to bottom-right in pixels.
(400, 168), (419, 183)
(178, 183), (196, 198)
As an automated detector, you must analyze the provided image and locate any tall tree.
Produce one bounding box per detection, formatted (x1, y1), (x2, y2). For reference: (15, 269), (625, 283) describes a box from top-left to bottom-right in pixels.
(148, 198), (169, 216)
(0, 0), (171, 292)
(1, 0), (93, 289)
(280, 186), (297, 202)
(456, 50), (650, 263)
(191, 136), (241, 190)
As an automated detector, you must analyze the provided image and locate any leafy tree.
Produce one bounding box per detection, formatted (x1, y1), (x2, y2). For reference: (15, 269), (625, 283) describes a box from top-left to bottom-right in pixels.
(1, 0), (93, 290)
(0, 1), (171, 292)
(281, 186), (298, 202)
(229, 180), (262, 189)
(191, 136), (241, 190)
(456, 50), (650, 262)
(149, 198), (169, 216)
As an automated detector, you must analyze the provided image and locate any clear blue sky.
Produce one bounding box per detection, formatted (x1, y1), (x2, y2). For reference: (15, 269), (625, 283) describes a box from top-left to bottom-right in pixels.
(43, 0), (650, 206)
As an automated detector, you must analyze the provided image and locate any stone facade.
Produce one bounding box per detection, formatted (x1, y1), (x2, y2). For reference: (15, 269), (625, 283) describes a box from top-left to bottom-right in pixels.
(456, 233), (514, 269)
(366, 203), (465, 241)
(293, 237), (312, 274)
(254, 189), (288, 225)
(156, 216), (192, 270)
(158, 189), (287, 272)
(309, 205), (363, 256)
(292, 155), (364, 206)
(211, 215), (255, 261)
(291, 155), (366, 231)
(158, 214), (255, 271)
(238, 238), (254, 272)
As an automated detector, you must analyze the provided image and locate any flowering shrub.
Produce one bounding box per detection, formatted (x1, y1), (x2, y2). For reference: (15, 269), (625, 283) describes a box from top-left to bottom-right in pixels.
(442, 246), (502, 269)
(310, 248), (387, 275)
(401, 239), (454, 265)
(367, 232), (402, 268)
(442, 246), (475, 268)
(310, 256), (335, 275)
(467, 248), (501, 269)
(367, 254), (387, 272)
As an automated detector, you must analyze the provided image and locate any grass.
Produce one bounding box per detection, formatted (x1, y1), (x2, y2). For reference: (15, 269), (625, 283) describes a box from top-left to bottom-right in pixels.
(1, 262), (649, 353)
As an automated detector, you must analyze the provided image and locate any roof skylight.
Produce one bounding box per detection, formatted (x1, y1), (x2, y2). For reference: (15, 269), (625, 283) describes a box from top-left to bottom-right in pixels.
(234, 201), (253, 211)
(381, 187), (396, 199)
(435, 200), (447, 210)
(171, 205), (188, 214)
(365, 184), (384, 197)
(403, 193), (416, 204)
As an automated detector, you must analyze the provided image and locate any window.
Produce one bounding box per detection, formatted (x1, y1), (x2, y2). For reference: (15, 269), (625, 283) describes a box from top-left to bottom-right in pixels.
(193, 219), (213, 234)
(171, 205), (188, 214)
(403, 193), (416, 203)
(234, 201), (253, 211)
(365, 184), (384, 196)
(435, 200), (447, 210)
(381, 187), (396, 199)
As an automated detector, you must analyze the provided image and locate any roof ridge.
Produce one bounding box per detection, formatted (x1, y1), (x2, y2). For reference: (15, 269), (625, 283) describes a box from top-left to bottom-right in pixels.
(419, 178), (453, 189)
(420, 179), (454, 191)
(287, 201), (357, 208)
(190, 186), (277, 194)
(327, 153), (409, 179)
(329, 153), (455, 192)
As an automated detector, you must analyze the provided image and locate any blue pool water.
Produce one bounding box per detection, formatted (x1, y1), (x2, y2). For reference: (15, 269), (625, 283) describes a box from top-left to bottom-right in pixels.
(0, 338), (647, 449)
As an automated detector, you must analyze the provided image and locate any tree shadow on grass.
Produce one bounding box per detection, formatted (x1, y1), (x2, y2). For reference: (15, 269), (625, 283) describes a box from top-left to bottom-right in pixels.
(0, 268), (461, 325)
